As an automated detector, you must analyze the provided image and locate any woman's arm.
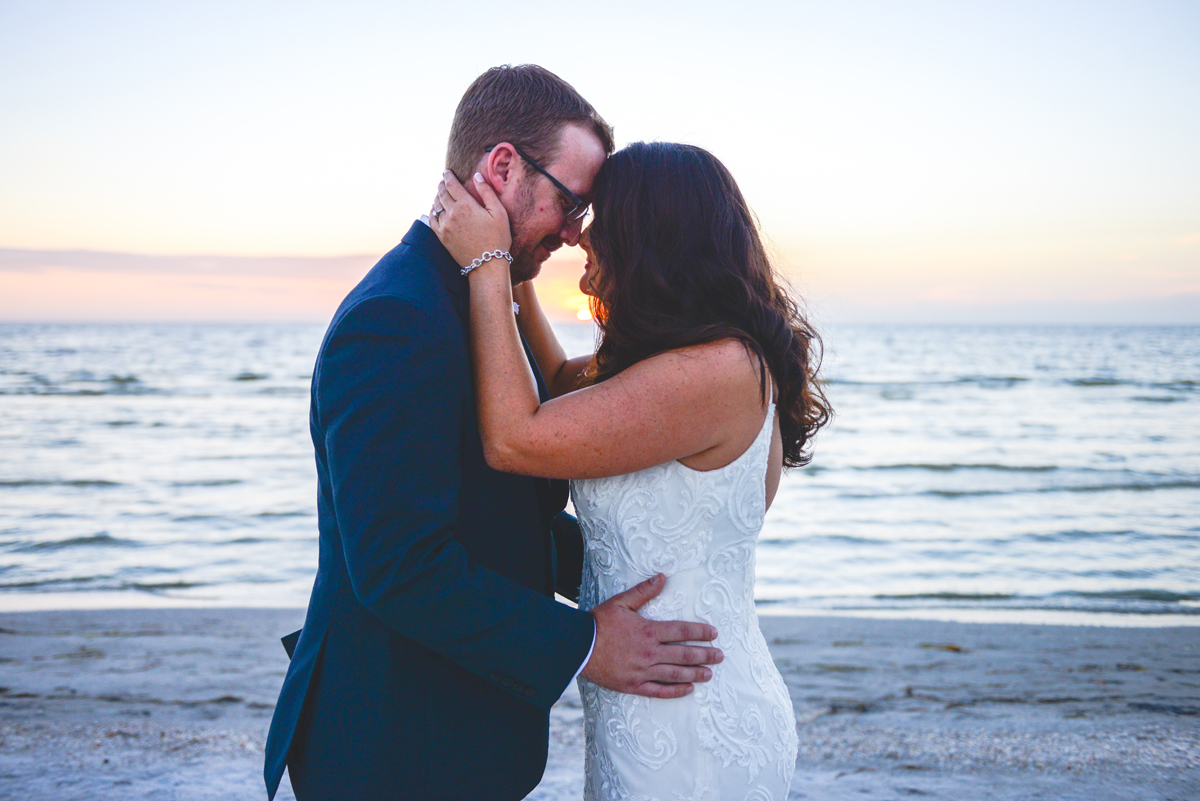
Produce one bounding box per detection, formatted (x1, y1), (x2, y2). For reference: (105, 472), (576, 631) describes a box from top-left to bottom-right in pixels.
(512, 281), (593, 398)
(432, 172), (766, 480)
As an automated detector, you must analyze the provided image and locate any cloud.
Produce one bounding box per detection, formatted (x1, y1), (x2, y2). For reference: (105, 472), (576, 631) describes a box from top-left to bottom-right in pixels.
(0, 248), (378, 322)
(815, 291), (1200, 325)
(0, 246), (596, 324)
(0, 248), (376, 280)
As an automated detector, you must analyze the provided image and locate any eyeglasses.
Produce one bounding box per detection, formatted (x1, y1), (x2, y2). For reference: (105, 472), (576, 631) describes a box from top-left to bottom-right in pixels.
(488, 143), (591, 223)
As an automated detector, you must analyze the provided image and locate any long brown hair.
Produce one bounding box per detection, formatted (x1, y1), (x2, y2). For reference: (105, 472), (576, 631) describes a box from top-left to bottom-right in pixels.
(586, 142), (831, 467)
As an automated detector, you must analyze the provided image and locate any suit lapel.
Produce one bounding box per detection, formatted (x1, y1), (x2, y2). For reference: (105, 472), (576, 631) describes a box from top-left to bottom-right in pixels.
(400, 219), (467, 304)
(401, 219), (569, 518)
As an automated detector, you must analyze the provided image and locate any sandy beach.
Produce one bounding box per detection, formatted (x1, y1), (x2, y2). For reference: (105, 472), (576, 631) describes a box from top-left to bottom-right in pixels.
(0, 608), (1196, 801)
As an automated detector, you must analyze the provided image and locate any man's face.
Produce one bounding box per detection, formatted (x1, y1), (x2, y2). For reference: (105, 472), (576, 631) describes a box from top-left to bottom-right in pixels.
(506, 124), (607, 283)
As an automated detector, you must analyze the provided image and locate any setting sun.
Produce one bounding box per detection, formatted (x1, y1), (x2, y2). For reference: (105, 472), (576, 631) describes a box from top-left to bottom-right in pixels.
(530, 253), (593, 322)
(0, 6), (1197, 796)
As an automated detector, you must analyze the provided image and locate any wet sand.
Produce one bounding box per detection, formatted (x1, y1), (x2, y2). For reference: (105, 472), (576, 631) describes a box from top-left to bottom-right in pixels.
(1, 608), (1196, 800)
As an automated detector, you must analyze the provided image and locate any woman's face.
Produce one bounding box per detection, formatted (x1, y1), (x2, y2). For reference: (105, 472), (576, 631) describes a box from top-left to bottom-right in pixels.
(578, 226), (603, 298)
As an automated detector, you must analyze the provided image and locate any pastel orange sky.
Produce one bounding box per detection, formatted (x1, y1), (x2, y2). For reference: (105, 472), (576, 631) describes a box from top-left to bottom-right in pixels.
(1, 1), (1197, 324)
(0, 248), (592, 323)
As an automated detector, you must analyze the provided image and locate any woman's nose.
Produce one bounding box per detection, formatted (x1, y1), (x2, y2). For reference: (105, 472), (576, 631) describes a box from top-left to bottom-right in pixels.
(559, 216), (584, 247)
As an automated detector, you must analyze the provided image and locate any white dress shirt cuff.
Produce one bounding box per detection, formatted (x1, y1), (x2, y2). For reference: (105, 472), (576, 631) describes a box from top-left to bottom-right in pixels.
(571, 620), (597, 684)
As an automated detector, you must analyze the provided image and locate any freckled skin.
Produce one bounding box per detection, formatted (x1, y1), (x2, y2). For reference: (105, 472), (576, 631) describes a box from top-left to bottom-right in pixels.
(436, 134), (780, 490)
(434, 158), (766, 698)
(495, 125), (604, 283)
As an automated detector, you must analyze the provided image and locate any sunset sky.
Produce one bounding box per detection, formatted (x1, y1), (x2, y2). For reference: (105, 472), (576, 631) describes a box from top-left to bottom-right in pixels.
(1, 0), (1197, 323)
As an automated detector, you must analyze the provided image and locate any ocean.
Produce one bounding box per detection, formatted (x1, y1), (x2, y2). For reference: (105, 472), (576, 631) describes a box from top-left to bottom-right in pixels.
(1, 322), (1196, 623)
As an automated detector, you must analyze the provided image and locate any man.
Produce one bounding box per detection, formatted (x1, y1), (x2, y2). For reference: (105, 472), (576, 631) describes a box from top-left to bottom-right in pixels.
(264, 65), (722, 800)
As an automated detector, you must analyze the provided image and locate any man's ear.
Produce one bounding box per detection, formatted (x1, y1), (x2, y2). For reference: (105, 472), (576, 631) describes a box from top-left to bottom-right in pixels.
(483, 143), (520, 194)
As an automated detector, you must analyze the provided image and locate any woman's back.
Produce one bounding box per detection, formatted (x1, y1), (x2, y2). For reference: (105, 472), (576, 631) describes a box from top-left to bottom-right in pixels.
(572, 396), (798, 799)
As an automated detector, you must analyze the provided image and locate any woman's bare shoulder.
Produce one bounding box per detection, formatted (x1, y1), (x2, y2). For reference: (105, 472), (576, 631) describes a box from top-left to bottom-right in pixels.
(634, 337), (765, 400)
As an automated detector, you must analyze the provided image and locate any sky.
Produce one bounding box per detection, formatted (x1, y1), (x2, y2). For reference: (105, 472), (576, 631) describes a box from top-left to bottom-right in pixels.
(1, 0), (1197, 324)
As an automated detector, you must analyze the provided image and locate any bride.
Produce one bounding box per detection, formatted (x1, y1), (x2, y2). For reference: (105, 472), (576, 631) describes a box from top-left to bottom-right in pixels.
(432, 141), (830, 800)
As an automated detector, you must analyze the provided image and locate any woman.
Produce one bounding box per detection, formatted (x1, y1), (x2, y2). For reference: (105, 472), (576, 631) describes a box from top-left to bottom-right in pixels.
(433, 142), (830, 800)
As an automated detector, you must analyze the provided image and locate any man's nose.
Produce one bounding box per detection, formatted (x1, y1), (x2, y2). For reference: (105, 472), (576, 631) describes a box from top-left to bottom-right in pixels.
(559, 216), (584, 247)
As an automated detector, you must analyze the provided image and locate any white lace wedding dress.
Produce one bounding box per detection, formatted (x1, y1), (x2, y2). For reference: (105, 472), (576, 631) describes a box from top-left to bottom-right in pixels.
(572, 397), (798, 801)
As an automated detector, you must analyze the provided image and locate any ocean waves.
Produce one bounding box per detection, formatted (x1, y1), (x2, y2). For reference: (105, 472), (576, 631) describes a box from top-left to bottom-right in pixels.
(0, 576), (207, 593)
(922, 479), (1200, 498)
(0, 370), (309, 397)
(0, 371), (162, 396)
(755, 324), (1200, 620)
(824, 376), (1198, 392)
(0, 323), (325, 607)
(869, 589), (1200, 616)
(766, 591), (1200, 617)
(815, 464), (1200, 500)
(1, 322), (1198, 618)
(0, 479), (122, 488)
(8, 533), (140, 552)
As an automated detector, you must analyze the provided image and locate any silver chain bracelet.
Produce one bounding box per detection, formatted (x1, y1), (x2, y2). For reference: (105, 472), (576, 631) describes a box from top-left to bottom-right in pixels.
(460, 249), (513, 276)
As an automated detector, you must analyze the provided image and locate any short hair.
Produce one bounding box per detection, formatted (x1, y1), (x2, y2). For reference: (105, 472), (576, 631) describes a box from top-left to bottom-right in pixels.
(446, 65), (614, 180)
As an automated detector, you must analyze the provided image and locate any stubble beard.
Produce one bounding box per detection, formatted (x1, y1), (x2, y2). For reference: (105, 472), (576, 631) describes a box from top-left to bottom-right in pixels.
(508, 240), (542, 284)
(507, 182), (549, 284)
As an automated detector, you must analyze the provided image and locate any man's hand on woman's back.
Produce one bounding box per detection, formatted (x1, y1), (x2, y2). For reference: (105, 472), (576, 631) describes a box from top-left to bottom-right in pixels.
(581, 573), (723, 699)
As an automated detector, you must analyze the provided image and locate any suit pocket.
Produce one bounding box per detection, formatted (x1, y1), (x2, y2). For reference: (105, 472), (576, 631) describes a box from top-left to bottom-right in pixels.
(282, 628), (302, 659)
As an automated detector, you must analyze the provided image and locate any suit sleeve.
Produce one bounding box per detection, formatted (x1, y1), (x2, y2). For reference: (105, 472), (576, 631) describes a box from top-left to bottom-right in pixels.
(551, 512), (585, 603)
(317, 294), (594, 710)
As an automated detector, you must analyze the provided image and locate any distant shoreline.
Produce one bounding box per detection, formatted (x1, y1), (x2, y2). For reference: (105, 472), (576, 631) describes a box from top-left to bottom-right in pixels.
(0, 591), (1197, 627)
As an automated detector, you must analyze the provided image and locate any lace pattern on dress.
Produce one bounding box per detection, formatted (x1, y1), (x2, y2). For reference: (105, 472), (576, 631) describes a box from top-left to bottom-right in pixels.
(573, 398), (798, 800)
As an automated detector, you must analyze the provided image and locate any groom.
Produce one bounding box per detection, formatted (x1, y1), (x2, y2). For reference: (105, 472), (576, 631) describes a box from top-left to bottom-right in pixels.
(264, 65), (722, 801)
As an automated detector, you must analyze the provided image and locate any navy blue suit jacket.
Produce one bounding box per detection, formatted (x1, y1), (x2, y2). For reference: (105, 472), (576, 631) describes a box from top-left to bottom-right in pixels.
(264, 221), (594, 800)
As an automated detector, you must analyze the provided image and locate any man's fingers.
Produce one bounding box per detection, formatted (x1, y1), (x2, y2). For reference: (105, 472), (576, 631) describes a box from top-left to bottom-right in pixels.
(612, 573), (666, 611)
(633, 682), (694, 700)
(651, 619), (719, 644)
(656, 643), (724, 667)
(585, 578), (726, 695)
(645, 664), (713, 684)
